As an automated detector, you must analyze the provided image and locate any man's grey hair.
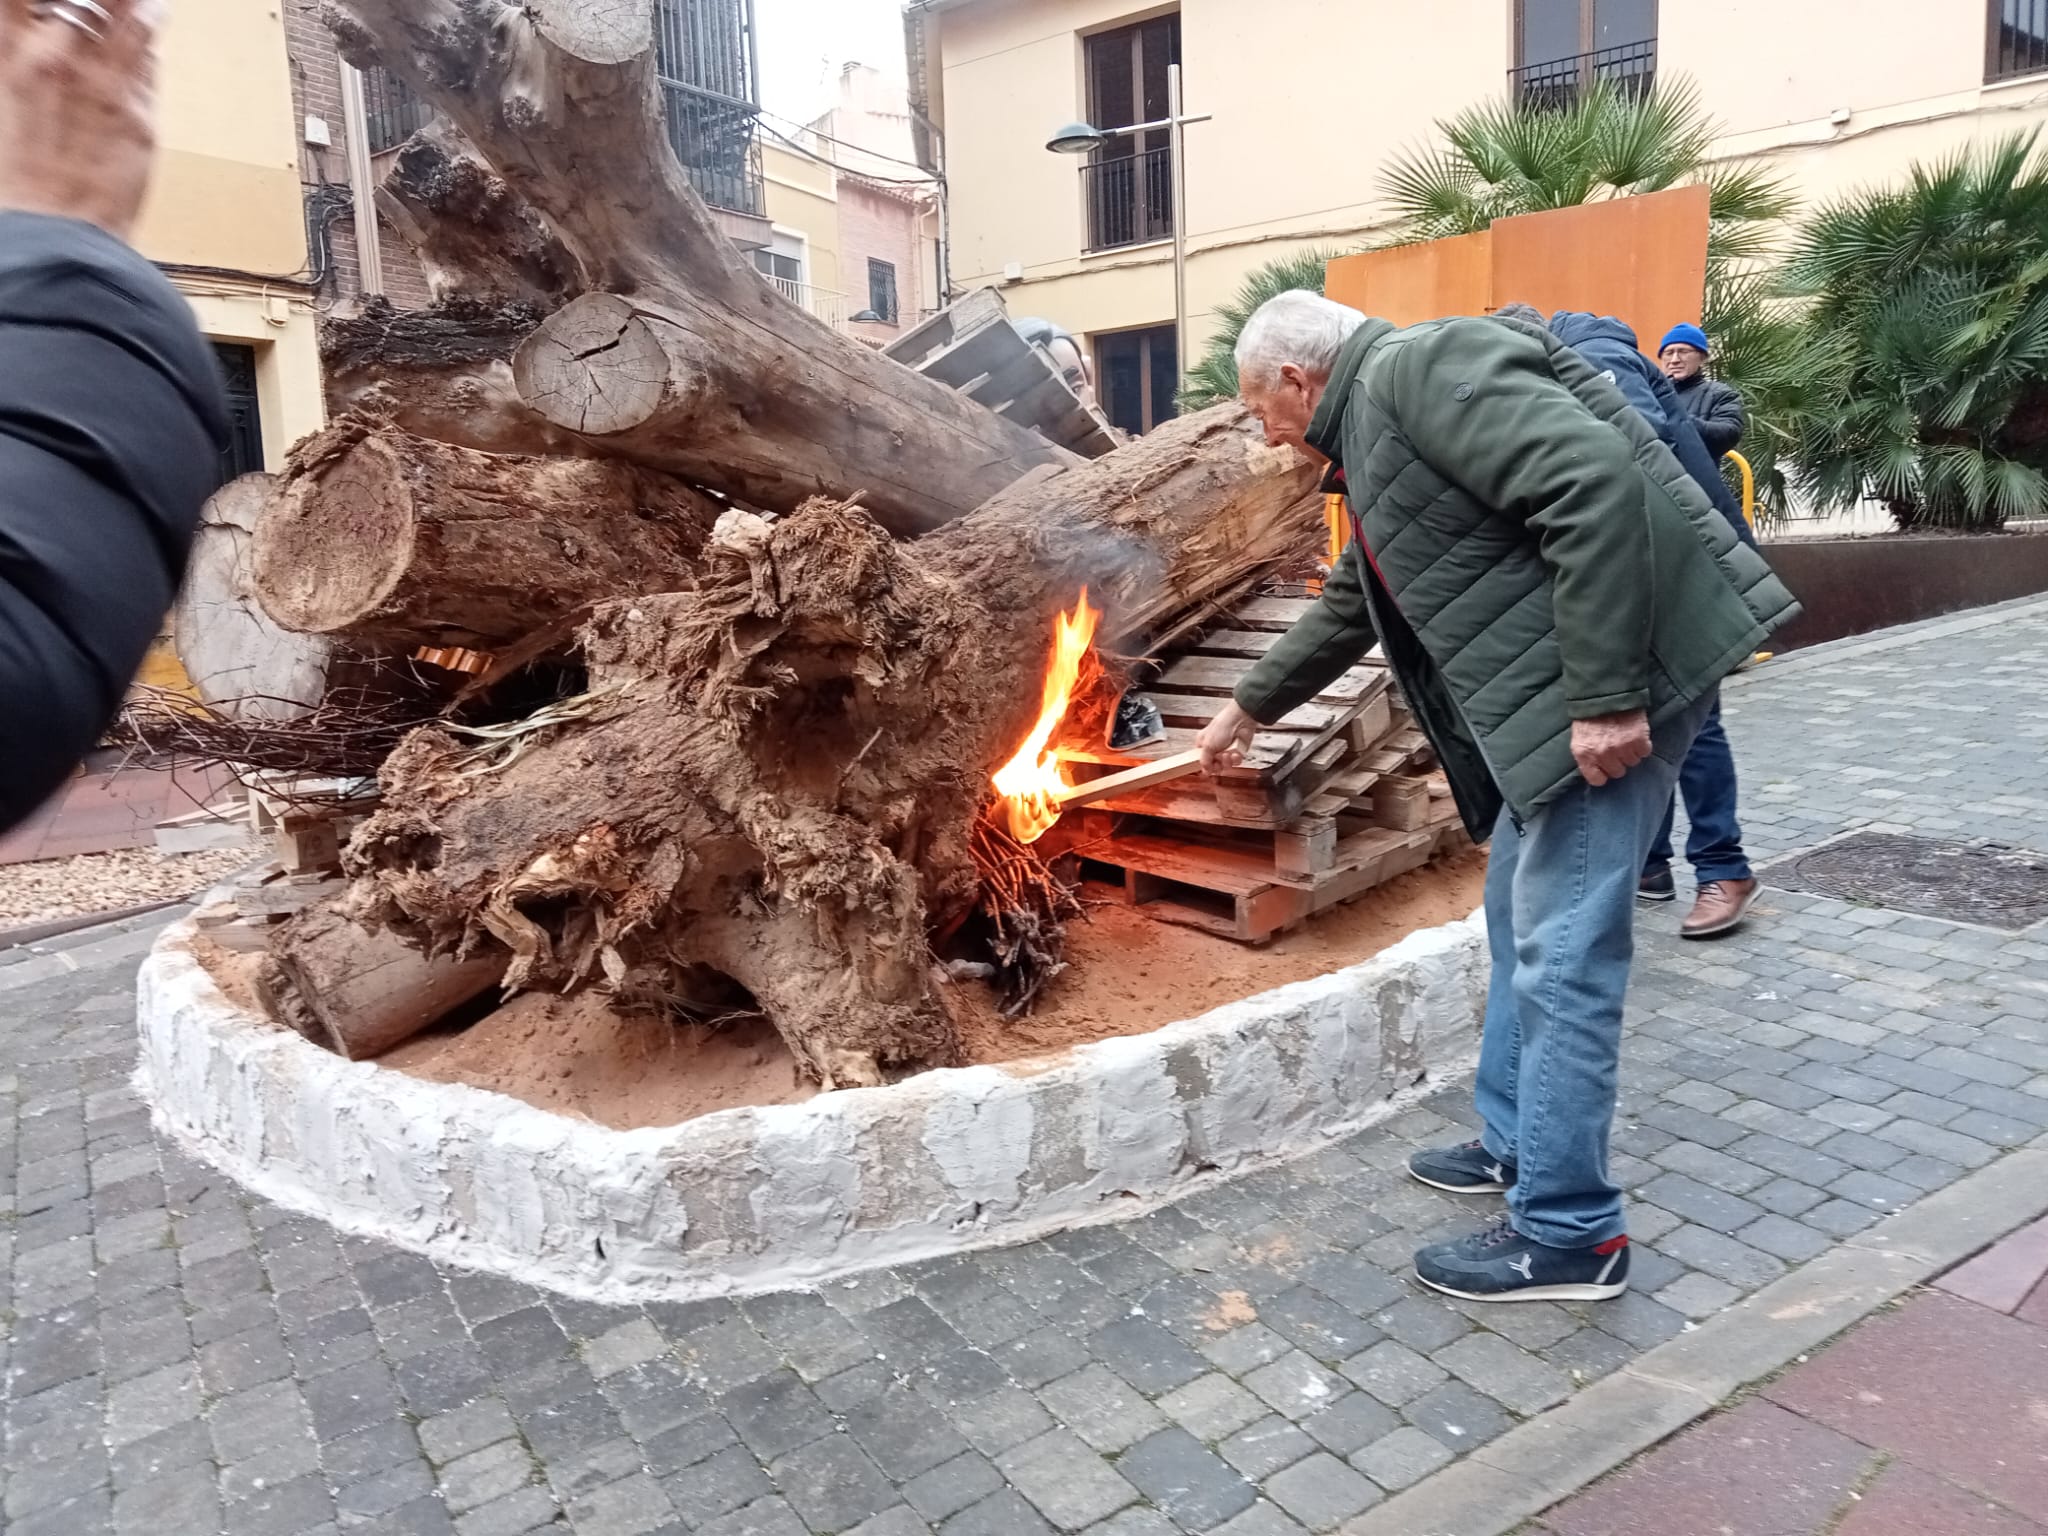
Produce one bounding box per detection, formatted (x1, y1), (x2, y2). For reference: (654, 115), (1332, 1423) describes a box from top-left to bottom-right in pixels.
(1235, 290), (1367, 393)
(1491, 302), (1546, 326)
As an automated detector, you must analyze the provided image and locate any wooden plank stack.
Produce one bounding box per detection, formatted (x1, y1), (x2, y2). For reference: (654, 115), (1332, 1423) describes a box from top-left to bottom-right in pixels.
(884, 289), (1122, 460)
(1046, 592), (1468, 943)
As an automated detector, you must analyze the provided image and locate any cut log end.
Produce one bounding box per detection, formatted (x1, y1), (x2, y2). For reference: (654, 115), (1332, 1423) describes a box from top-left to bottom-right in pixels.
(529, 0), (652, 65)
(252, 438), (415, 635)
(512, 293), (672, 437)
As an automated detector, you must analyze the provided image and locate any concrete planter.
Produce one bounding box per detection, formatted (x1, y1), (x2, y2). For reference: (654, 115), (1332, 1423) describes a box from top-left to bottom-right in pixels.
(1766, 527), (2048, 650)
(135, 915), (1486, 1302)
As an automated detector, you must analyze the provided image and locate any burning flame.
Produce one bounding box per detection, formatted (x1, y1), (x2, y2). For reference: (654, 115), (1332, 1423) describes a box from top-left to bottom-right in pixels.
(992, 588), (1101, 844)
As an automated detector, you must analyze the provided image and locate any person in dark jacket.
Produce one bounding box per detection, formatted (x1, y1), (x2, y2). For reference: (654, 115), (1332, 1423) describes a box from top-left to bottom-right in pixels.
(1199, 290), (1796, 1304)
(1658, 321), (1746, 456)
(1502, 308), (1763, 938)
(0, 0), (227, 829)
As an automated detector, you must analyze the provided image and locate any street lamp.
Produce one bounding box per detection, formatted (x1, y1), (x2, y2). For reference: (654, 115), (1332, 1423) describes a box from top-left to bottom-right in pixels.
(1047, 64), (1211, 391)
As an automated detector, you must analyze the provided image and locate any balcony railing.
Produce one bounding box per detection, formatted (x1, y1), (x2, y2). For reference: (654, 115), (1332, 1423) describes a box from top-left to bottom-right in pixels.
(1511, 37), (1657, 110)
(1082, 145), (1174, 253)
(361, 66), (430, 154)
(660, 79), (764, 217)
(766, 275), (847, 330)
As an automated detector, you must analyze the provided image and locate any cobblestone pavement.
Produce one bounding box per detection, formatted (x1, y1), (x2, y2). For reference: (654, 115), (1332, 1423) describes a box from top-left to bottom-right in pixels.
(8, 602), (2048, 1536)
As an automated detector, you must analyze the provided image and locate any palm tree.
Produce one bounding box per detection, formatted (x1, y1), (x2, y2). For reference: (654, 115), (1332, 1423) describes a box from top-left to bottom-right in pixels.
(1782, 131), (2048, 530)
(1378, 80), (1808, 513)
(1179, 247), (1347, 411)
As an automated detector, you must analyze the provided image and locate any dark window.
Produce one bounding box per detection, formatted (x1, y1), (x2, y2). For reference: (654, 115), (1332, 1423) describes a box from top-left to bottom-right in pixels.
(1096, 324), (1178, 436)
(1991, 0), (2048, 81)
(1080, 13), (1181, 251)
(1512, 0), (1656, 108)
(867, 259), (899, 324)
(361, 66), (429, 154)
(655, 0), (765, 216)
(753, 249), (801, 284)
(212, 344), (265, 485)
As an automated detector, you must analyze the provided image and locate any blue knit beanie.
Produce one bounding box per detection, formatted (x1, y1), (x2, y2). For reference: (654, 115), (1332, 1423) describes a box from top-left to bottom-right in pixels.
(1659, 322), (1710, 355)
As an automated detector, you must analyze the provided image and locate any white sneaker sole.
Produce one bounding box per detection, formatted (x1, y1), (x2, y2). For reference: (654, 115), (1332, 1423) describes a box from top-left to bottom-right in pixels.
(1414, 1271), (1629, 1303)
(1407, 1167), (1512, 1195)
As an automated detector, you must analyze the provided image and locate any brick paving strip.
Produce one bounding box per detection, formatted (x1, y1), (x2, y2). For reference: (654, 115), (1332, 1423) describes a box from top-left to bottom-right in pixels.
(8, 598), (2048, 1536)
(1522, 1211), (2048, 1535)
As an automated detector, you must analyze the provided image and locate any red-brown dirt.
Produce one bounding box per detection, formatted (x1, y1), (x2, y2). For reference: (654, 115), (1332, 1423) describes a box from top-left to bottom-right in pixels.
(373, 849), (1486, 1130)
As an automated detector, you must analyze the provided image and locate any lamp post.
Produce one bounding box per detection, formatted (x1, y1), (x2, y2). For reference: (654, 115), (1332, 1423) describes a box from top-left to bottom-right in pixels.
(1047, 63), (1211, 390)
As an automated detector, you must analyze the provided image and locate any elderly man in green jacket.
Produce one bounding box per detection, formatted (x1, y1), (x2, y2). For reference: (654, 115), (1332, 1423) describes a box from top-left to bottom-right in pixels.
(1199, 291), (1797, 1303)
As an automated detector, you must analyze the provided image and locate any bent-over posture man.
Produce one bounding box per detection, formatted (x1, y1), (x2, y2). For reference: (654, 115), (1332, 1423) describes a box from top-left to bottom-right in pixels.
(1198, 292), (1796, 1301)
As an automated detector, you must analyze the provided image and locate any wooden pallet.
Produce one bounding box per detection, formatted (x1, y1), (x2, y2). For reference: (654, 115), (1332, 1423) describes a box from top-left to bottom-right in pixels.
(1056, 811), (1439, 943)
(1038, 586), (1465, 942)
(883, 288), (1120, 459)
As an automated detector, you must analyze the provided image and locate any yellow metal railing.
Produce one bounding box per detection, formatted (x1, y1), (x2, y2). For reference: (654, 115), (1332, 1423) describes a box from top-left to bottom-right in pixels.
(1725, 449), (1756, 530)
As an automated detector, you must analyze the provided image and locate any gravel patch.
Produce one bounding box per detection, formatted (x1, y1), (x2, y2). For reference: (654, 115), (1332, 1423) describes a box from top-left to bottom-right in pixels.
(0, 847), (252, 924)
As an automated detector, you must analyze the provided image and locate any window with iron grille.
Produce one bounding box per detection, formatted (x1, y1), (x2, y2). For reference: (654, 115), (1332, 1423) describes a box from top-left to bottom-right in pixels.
(655, 0), (765, 216)
(1512, 0), (1656, 109)
(361, 66), (430, 154)
(867, 260), (899, 324)
(1991, 0), (2048, 80)
(1080, 13), (1181, 252)
(1096, 324), (1178, 436)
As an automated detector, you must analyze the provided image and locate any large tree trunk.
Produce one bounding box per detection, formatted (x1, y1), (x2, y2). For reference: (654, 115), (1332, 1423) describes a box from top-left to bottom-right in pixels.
(175, 474), (338, 720)
(251, 421), (719, 649)
(326, 0), (1073, 534)
(378, 119), (577, 307)
(342, 405), (1321, 1085)
(321, 300), (593, 459)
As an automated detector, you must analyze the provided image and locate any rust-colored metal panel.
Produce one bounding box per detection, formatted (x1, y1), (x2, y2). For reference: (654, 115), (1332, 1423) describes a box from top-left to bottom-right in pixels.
(1320, 185), (1711, 356)
(1323, 230), (1492, 326)
(1487, 184), (1710, 356)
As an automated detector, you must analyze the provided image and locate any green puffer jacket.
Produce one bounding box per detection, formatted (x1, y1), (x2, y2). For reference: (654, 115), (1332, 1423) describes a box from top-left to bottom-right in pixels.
(1235, 316), (1799, 839)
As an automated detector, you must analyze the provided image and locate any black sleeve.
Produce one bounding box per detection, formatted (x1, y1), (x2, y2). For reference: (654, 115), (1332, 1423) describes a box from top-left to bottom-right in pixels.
(1696, 381), (1746, 455)
(0, 213), (227, 829)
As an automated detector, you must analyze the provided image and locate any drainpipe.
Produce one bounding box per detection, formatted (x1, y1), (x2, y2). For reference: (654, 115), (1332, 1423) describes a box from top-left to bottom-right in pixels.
(338, 62), (384, 295)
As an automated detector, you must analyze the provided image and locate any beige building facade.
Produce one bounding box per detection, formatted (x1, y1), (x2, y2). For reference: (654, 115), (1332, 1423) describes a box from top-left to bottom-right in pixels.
(759, 65), (944, 342)
(136, 0), (327, 477)
(910, 0), (2048, 431)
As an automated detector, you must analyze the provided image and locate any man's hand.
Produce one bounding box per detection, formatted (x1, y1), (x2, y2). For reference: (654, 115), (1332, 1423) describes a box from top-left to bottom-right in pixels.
(1571, 709), (1652, 787)
(1197, 700), (1259, 775)
(0, 0), (161, 239)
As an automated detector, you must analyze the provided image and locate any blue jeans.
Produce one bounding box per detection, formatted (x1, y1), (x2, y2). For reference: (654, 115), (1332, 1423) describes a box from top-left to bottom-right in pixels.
(1475, 695), (1713, 1248)
(1643, 702), (1751, 884)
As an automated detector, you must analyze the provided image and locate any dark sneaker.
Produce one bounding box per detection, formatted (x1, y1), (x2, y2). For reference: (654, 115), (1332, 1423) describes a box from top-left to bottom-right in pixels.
(1414, 1219), (1630, 1303)
(1681, 876), (1761, 939)
(1408, 1140), (1516, 1194)
(1637, 866), (1676, 903)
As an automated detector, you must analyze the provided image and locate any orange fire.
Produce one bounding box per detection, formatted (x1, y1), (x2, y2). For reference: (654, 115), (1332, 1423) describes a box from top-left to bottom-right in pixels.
(992, 588), (1102, 844)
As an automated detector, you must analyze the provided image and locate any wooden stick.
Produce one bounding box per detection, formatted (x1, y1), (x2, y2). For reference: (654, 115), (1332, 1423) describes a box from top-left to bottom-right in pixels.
(1056, 749), (1206, 809)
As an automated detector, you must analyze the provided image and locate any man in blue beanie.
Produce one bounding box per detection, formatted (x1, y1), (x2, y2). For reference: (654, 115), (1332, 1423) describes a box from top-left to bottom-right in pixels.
(1659, 323), (1746, 457)
(1653, 320), (1758, 936)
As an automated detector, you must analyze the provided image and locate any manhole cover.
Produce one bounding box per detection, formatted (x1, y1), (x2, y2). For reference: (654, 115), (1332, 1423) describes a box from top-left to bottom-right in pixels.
(1769, 833), (2048, 930)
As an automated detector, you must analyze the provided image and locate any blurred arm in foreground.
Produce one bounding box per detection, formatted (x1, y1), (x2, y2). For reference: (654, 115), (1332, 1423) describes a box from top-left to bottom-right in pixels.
(0, 0), (227, 827)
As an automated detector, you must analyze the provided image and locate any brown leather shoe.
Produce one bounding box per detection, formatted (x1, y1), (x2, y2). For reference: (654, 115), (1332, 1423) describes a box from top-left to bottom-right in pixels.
(1681, 877), (1760, 939)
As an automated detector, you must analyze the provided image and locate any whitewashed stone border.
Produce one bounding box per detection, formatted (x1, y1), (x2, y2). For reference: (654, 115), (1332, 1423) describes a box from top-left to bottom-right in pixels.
(135, 914), (1487, 1302)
